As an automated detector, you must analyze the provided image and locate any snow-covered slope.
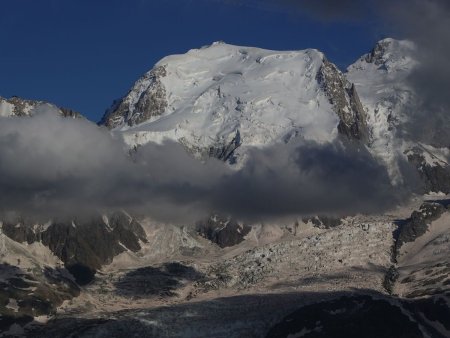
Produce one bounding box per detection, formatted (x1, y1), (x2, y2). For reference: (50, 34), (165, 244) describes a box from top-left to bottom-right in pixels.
(347, 38), (418, 182)
(101, 42), (367, 162)
(347, 38), (450, 191)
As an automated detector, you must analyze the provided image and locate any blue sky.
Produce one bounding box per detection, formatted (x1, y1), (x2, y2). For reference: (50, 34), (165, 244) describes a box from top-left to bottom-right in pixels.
(0, 0), (385, 121)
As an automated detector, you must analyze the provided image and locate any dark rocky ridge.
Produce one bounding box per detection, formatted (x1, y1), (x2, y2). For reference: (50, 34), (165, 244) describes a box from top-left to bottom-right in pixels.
(177, 128), (242, 164)
(0, 96), (82, 118)
(364, 39), (395, 66)
(303, 216), (342, 229)
(196, 214), (251, 248)
(208, 129), (241, 163)
(383, 265), (400, 295)
(389, 200), (450, 300)
(393, 202), (447, 260)
(406, 147), (450, 194)
(1, 211), (148, 285)
(317, 58), (369, 143)
(100, 66), (168, 128)
(0, 264), (80, 331)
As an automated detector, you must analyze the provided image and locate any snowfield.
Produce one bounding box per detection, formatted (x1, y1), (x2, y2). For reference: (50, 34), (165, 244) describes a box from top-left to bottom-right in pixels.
(104, 42), (348, 162)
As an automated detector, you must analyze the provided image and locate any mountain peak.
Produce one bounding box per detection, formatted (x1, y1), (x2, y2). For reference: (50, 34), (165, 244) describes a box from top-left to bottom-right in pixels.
(100, 43), (367, 162)
(348, 38), (416, 74)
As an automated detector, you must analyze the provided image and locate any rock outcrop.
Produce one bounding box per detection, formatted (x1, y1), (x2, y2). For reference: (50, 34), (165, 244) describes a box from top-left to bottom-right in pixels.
(196, 214), (251, 248)
(1, 211), (148, 285)
(394, 202), (447, 260)
(0, 96), (82, 118)
(100, 66), (168, 128)
(317, 58), (369, 142)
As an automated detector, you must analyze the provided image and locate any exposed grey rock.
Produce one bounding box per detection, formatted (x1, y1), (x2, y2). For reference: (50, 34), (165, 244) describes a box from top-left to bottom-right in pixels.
(59, 107), (82, 119)
(394, 202), (447, 260)
(208, 130), (241, 163)
(317, 58), (369, 142)
(177, 129), (242, 164)
(0, 263), (79, 325)
(303, 215), (342, 229)
(196, 214), (251, 248)
(1, 212), (148, 285)
(107, 211), (148, 252)
(1, 219), (38, 245)
(383, 265), (399, 294)
(406, 148), (450, 194)
(364, 39), (393, 66)
(0, 96), (82, 118)
(100, 66), (168, 128)
(40, 219), (124, 283)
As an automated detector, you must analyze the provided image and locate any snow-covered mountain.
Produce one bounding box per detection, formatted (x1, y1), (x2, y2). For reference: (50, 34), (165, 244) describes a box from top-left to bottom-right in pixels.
(101, 41), (368, 163)
(101, 38), (450, 193)
(347, 38), (450, 191)
(347, 38), (418, 183)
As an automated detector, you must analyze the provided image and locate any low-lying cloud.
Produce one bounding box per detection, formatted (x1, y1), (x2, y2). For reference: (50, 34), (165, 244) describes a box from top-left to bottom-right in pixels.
(0, 112), (406, 223)
(6, 0), (447, 223)
(211, 142), (406, 221)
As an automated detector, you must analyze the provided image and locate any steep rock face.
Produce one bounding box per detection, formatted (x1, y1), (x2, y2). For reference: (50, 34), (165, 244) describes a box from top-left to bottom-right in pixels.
(207, 129), (241, 163)
(101, 42), (370, 163)
(389, 200), (450, 304)
(100, 66), (168, 128)
(196, 215), (251, 248)
(0, 234), (80, 328)
(0, 264), (79, 320)
(406, 147), (450, 194)
(317, 58), (369, 142)
(1, 212), (148, 284)
(0, 96), (82, 118)
(393, 202), (447, 260)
